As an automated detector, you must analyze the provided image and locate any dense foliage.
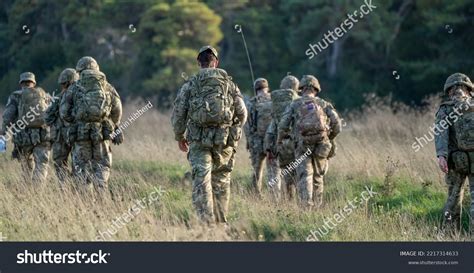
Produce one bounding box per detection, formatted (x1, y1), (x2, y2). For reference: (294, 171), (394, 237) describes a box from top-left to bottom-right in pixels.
(0, 0), (473, 110)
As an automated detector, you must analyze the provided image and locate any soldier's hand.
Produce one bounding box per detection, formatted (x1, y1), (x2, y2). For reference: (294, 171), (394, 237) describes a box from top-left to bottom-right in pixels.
(112, 130), (124, 145)
(438, 156), (448, 173)
(178, 139), (189, 153)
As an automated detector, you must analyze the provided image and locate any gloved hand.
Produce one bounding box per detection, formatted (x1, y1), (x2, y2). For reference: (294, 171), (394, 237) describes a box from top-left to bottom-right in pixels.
(111, 128), (124, 145)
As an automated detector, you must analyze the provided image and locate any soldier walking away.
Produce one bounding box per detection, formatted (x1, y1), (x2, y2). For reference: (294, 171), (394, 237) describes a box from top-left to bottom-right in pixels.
(435, 73), (474, 238)
(60, 57), (123, 191)
(171, 46), (247, 224)
(278, 75), (341, 209)
(244, 78), (279, 198)
(45, 68), (79, 181)
(265, 75), (300, 200)
(1, 72), (52, 182)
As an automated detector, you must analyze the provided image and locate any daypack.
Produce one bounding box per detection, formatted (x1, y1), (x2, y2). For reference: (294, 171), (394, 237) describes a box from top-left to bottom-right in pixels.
(295, 97), (328, 145)
(271, 89), (297, 123)
(253, 94), (273, 137)
(453, 102), (474, 151)
(18, 87), (49, 128)
(74, 69), (111, 123)
(189, 68), (234, 127)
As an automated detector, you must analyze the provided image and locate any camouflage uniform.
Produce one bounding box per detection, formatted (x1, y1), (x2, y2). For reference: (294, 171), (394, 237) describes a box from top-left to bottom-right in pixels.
(45, 68), (79, 181)
(1, 72), (51, 181)
(171, 46), (247, 223)
(244, 78), (280, 197)
(60, 57), (123, 189)
(434, 73), (474, 234)
(265, 75), (300, 200)
(278, 75), (341, 208)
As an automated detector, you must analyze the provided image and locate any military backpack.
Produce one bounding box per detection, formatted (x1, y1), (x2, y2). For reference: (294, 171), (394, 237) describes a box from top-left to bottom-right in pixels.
(295, 97), (328, 145)
(18, 87), (49, 128)
(271, 89), (297, 123)
(74, 69), (111, 123)
(189, 68), (234, 127)
(253, 95), (273, 137)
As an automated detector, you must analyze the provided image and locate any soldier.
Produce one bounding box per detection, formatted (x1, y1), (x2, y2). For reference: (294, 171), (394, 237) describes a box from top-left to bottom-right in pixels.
(435, 73), (474, 237)
(60, 57), (123, 190)
(244, 78), (279, 198)
(45, 68), (79, 181)
(265, 75), (300, 200)
(171, 46), (247, 224)
(278, 75), (341, 209)
(1, 72), (52, 181)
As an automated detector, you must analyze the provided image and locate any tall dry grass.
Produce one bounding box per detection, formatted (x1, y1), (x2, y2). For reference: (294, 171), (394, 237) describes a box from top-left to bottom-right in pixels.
(0, 96), (459, 241)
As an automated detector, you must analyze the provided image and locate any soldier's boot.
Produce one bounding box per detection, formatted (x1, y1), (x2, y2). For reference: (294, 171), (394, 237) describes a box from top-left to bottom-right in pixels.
(441, 210), (461, 238)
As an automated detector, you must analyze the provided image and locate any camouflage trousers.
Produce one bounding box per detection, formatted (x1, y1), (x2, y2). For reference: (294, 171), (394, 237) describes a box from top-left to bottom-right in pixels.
(188, 142), (236, 224)
(249, 136), (280, 198)
(295, 145), (329, 209)
(443, 170), (474, 236)
(278, 139), (297, 200)
(16, 142), (51, 182)
(52, 140), (72, 181)
(72, 140), (112, 189)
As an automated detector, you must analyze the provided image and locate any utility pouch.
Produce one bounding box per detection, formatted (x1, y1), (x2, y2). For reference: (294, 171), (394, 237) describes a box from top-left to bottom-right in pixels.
(90, 123), (103, 143)
(29, 129), (41, 146)
(214, 127), (229, 146)
(102, 120), (114, 140)
(77, 123), (91, 141)
(452, 151), (470, 174)
(227, 126), (242, 148)
(201, 128), (215, 148)
(314, 141), (332, 158)
(40, 127), (50, 143)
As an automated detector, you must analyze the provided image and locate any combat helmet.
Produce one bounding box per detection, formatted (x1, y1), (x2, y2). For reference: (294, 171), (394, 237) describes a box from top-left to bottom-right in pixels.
(280, 75), (299, 91)
(58, 68), (79, 85)
(444, 73), (473, 93)
(299, 75), (321, 92)
(76, 56), (99, 73)
(19, 72), (36, 84)
(254, 78), (269, 91)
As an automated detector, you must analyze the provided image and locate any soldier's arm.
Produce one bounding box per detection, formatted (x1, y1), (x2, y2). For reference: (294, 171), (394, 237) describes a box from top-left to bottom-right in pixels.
(231, 84), (248, 127)
(277, 104), (294, 142)
(434, 105), (450, 158)
(44, 99), (59, 126)
(108, 85), (123, 126)
(171, 82), (192, 141)
(243, 100), (254, 140)
(59, 87), (75, 123)
(324, 102), (342, 139)
(1, 94), (19, 135)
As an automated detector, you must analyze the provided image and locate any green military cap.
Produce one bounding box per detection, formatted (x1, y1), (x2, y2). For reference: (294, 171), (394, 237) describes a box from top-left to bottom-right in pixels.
(444, 73), (473, 93)
(19, 72), (36, 84)
(197, 45), (219, 59)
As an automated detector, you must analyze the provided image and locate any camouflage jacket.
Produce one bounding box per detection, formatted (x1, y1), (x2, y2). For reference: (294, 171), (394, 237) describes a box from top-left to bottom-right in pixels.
(171, 68), (247, 142)
(45, 91), (70, 142)
(1, 90), (22, 134)
(434, 100), (466, 158)
(243, 92), (272, 141)
(278, 95), (341, 142)
(59, 81), (123, 128)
